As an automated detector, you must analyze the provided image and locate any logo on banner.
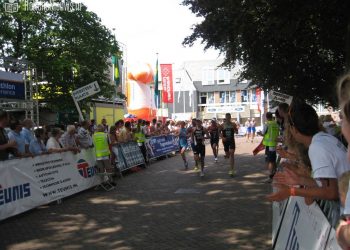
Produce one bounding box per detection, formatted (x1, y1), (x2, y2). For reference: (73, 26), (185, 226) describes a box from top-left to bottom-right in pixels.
(285, 203), (300, 249)
(76, 159), (96, 178)
(0, 183), (31, 206)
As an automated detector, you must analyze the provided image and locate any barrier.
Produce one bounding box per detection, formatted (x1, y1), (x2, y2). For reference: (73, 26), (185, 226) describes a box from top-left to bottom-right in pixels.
(0, 148), (101, 221)
(112, 142), (145, 172)
(272, 196), (342, 249)
(145, 135), (179, 159)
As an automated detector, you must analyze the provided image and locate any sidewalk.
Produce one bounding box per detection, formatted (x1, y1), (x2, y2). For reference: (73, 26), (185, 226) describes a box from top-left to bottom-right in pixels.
(0, 137), (271, 250)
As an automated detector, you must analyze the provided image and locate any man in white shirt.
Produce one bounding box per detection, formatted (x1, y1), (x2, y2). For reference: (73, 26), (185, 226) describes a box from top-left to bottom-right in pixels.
(267, 102), (350, 203)
(77, 121), (93, 149)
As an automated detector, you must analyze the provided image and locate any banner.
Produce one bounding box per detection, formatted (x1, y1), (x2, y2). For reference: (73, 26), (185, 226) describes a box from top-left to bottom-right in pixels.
(145, 135), (179, 159)
(272, 197), (289, 245)
(256, 88), (262, 112)
(160, 64), (174, 103)
(274, 197), (331, 250)
(117, 142), (145, 169)
(0, 71), (24, 100)
(0, 149), (100, 221)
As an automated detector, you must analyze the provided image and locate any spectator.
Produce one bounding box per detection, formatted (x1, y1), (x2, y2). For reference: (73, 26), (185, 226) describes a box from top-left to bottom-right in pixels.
(21, 118), (35, 153)
(93, 124), (113, 173)
(60, 125), (80, 153)
(29, 128), (48, 156)
(101, 118), (109, 133)
(77, 120), (93, 149)
(124, 121), (134, 141)
(134, 119), (147, 166)
(267, 102), (350, 204)
(149, 118), (157, 135)
(8, 120), (30, 157)
(89, 119), (97, 134)
(46, 128), (66, 153)
(0, 110), (17, 161)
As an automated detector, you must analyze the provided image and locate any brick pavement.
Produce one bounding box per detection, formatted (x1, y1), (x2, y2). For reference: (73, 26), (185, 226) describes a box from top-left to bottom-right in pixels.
(0, 137), (272, 250)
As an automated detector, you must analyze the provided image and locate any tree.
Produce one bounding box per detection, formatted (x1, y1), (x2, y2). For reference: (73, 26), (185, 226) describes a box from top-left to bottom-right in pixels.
(0, 1), (121, 112)
(182, 0), (350, 105)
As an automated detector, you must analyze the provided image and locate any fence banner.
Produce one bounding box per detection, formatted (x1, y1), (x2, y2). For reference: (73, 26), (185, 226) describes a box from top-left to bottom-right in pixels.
(274, 197), (331, 250)
(160, 64), (174, 103)
(325, 228), (342, 250)
(0, 149), (100, 221)
(111, 145), (128, 171)
(117, 142), (145, 169)
(145, 135), (179, 159)
(272, 198), (289, 245)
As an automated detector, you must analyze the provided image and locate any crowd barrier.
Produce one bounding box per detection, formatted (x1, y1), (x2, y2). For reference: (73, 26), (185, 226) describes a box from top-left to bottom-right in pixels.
(0, 148), (101, 221)
(112, 142), (145, 172)
(272, 197), (342, 249)
(145, 135), (179, 160)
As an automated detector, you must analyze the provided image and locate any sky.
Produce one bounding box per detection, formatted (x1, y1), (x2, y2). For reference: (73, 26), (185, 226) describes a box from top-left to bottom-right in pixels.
(81, 0), (222, 68)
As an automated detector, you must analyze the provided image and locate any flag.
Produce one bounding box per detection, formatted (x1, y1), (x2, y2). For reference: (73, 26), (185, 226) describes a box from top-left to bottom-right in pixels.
(112, 55), (120, 87)
(154, 58), (160, 108)
(160, 64), (174, 103)
(253, 140), (265, 156)
(256, 88), (262, 112)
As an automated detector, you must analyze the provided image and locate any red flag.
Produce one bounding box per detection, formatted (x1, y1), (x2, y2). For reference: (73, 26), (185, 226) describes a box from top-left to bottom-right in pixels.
(160, 64), (174, 103)
(253, 140), (265, 156)
(256, 88), (262, 112)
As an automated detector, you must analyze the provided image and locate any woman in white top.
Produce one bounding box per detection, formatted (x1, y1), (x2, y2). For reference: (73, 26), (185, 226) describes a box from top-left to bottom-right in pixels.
(46, 128), (67, 153)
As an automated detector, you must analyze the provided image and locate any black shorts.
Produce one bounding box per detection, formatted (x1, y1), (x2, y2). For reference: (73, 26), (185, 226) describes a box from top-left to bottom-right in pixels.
(265, 146), (277, 163)
(210, 139), (219, 146)
(193, 144), (205, 157)
(223, 140), (235, 152)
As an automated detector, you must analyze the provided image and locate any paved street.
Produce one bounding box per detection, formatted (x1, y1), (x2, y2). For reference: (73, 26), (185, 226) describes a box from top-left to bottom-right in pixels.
(0, 137), (272, 250)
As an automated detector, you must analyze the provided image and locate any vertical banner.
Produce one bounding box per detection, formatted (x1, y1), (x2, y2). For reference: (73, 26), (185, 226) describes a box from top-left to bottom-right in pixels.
(256, 88), (262, 112)
(160, 64), (174, 103)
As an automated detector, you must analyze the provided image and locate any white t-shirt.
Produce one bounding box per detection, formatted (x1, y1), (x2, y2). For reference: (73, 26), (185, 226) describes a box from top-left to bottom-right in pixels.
(308, 132), (350, 179)
(46, 137), (61, 150)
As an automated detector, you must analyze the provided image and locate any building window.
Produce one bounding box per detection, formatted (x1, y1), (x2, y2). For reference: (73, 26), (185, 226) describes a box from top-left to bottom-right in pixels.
(199, 92), (207, 104)
(251, 89), (257, 102)
(229, 91), (236, 103)
(241, 90), (248, 102)
(202, 68), (215, 85)
(208, 92), (214, 104)
(217, 68), (230, 85)
(219, 91), (230, 103)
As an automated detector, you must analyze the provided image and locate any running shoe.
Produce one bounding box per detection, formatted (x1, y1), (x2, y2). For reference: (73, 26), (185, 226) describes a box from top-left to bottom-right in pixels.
(184, 161), (188, 170)
(229, 170), (235, 177)
(194, 166), (199, 171)
(215, 158), (218, 162)
(200, 171), (204, 177)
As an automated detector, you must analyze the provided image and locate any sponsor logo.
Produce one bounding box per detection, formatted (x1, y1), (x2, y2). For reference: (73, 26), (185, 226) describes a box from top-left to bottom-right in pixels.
(0, 183), (31, 206)
(76, 159), (95, 178)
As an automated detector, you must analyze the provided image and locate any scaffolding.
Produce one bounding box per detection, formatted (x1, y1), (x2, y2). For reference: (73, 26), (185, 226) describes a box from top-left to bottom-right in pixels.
(0, 57), (39, 125)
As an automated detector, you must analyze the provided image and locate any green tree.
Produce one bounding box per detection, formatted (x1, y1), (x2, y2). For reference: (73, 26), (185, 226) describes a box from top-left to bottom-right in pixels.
(0, 1), (121, 112)
(182, 0), (350, 105)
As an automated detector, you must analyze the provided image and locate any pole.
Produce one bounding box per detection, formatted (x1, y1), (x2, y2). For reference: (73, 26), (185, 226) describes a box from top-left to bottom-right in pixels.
(72, 95), (84, 121)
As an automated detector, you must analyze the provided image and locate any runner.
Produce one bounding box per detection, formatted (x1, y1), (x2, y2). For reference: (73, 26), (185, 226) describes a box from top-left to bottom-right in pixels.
(176, 121), (189, 169)
(207, 119), (220, 162)
(245, 118), (251, 142)
(191, 119), (209, 177)
(187, 118), (199, 171)
(250, 118), (256, 143)
(221, 113), (238, 177)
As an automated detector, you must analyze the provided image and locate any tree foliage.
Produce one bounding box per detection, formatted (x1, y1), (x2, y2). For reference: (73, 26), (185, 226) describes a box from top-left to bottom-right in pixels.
(0, 1), (120, 112)
(182, 0), (350, 105)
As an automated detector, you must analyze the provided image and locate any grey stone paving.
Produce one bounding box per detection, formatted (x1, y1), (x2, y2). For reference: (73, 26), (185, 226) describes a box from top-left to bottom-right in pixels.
(0, 137), (272, 250)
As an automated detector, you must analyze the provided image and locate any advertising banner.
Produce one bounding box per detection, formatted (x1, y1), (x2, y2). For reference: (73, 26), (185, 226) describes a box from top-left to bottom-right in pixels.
(256, 88), (262, 112)
(0, 71), (24, 100)
(145, 135), (179, 159)
(117, 142), (145, 169)
(0, 149), (100, 221)
(274, 197), (331, 250)
(160, 64), (174, 103)
(272, 197), (289, 245)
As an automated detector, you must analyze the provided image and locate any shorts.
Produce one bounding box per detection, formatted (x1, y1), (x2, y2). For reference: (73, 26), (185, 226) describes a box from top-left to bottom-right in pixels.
(223, 140), (235, 152)
(265, 146), (277, 163)
(193, 144), (205, 157)
(252, 127), (256, 133)
(179, 142), (187, 149)
(247, 127), (252, 133)
(210, 139), (219, 146)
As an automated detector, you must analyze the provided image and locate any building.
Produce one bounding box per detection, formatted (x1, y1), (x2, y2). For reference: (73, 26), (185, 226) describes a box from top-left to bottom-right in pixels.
(168, 60), (263, 126)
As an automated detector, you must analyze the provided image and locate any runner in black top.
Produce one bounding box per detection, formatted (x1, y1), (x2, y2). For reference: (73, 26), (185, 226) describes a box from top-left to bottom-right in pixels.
(208, 119), (220, 162)
(191, 119), (209, 177)
(221, 113), (238, 177)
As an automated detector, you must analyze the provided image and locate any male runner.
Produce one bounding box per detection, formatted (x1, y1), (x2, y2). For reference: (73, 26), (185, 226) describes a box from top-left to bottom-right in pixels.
(208, 119), (220, 162)
(176, 121), (189, 169)
(187, 118), (199, 171)
(221, 113), (238, 177)
(191, 119), (209, 177)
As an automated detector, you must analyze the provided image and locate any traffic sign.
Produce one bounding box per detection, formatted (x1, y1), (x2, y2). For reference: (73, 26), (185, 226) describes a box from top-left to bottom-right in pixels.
(72, 81), (100, 102)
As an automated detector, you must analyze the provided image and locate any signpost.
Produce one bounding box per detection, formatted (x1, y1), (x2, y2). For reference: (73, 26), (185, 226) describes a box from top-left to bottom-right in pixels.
(71, 81), (100, 121)
(269, 90), (293, 105)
